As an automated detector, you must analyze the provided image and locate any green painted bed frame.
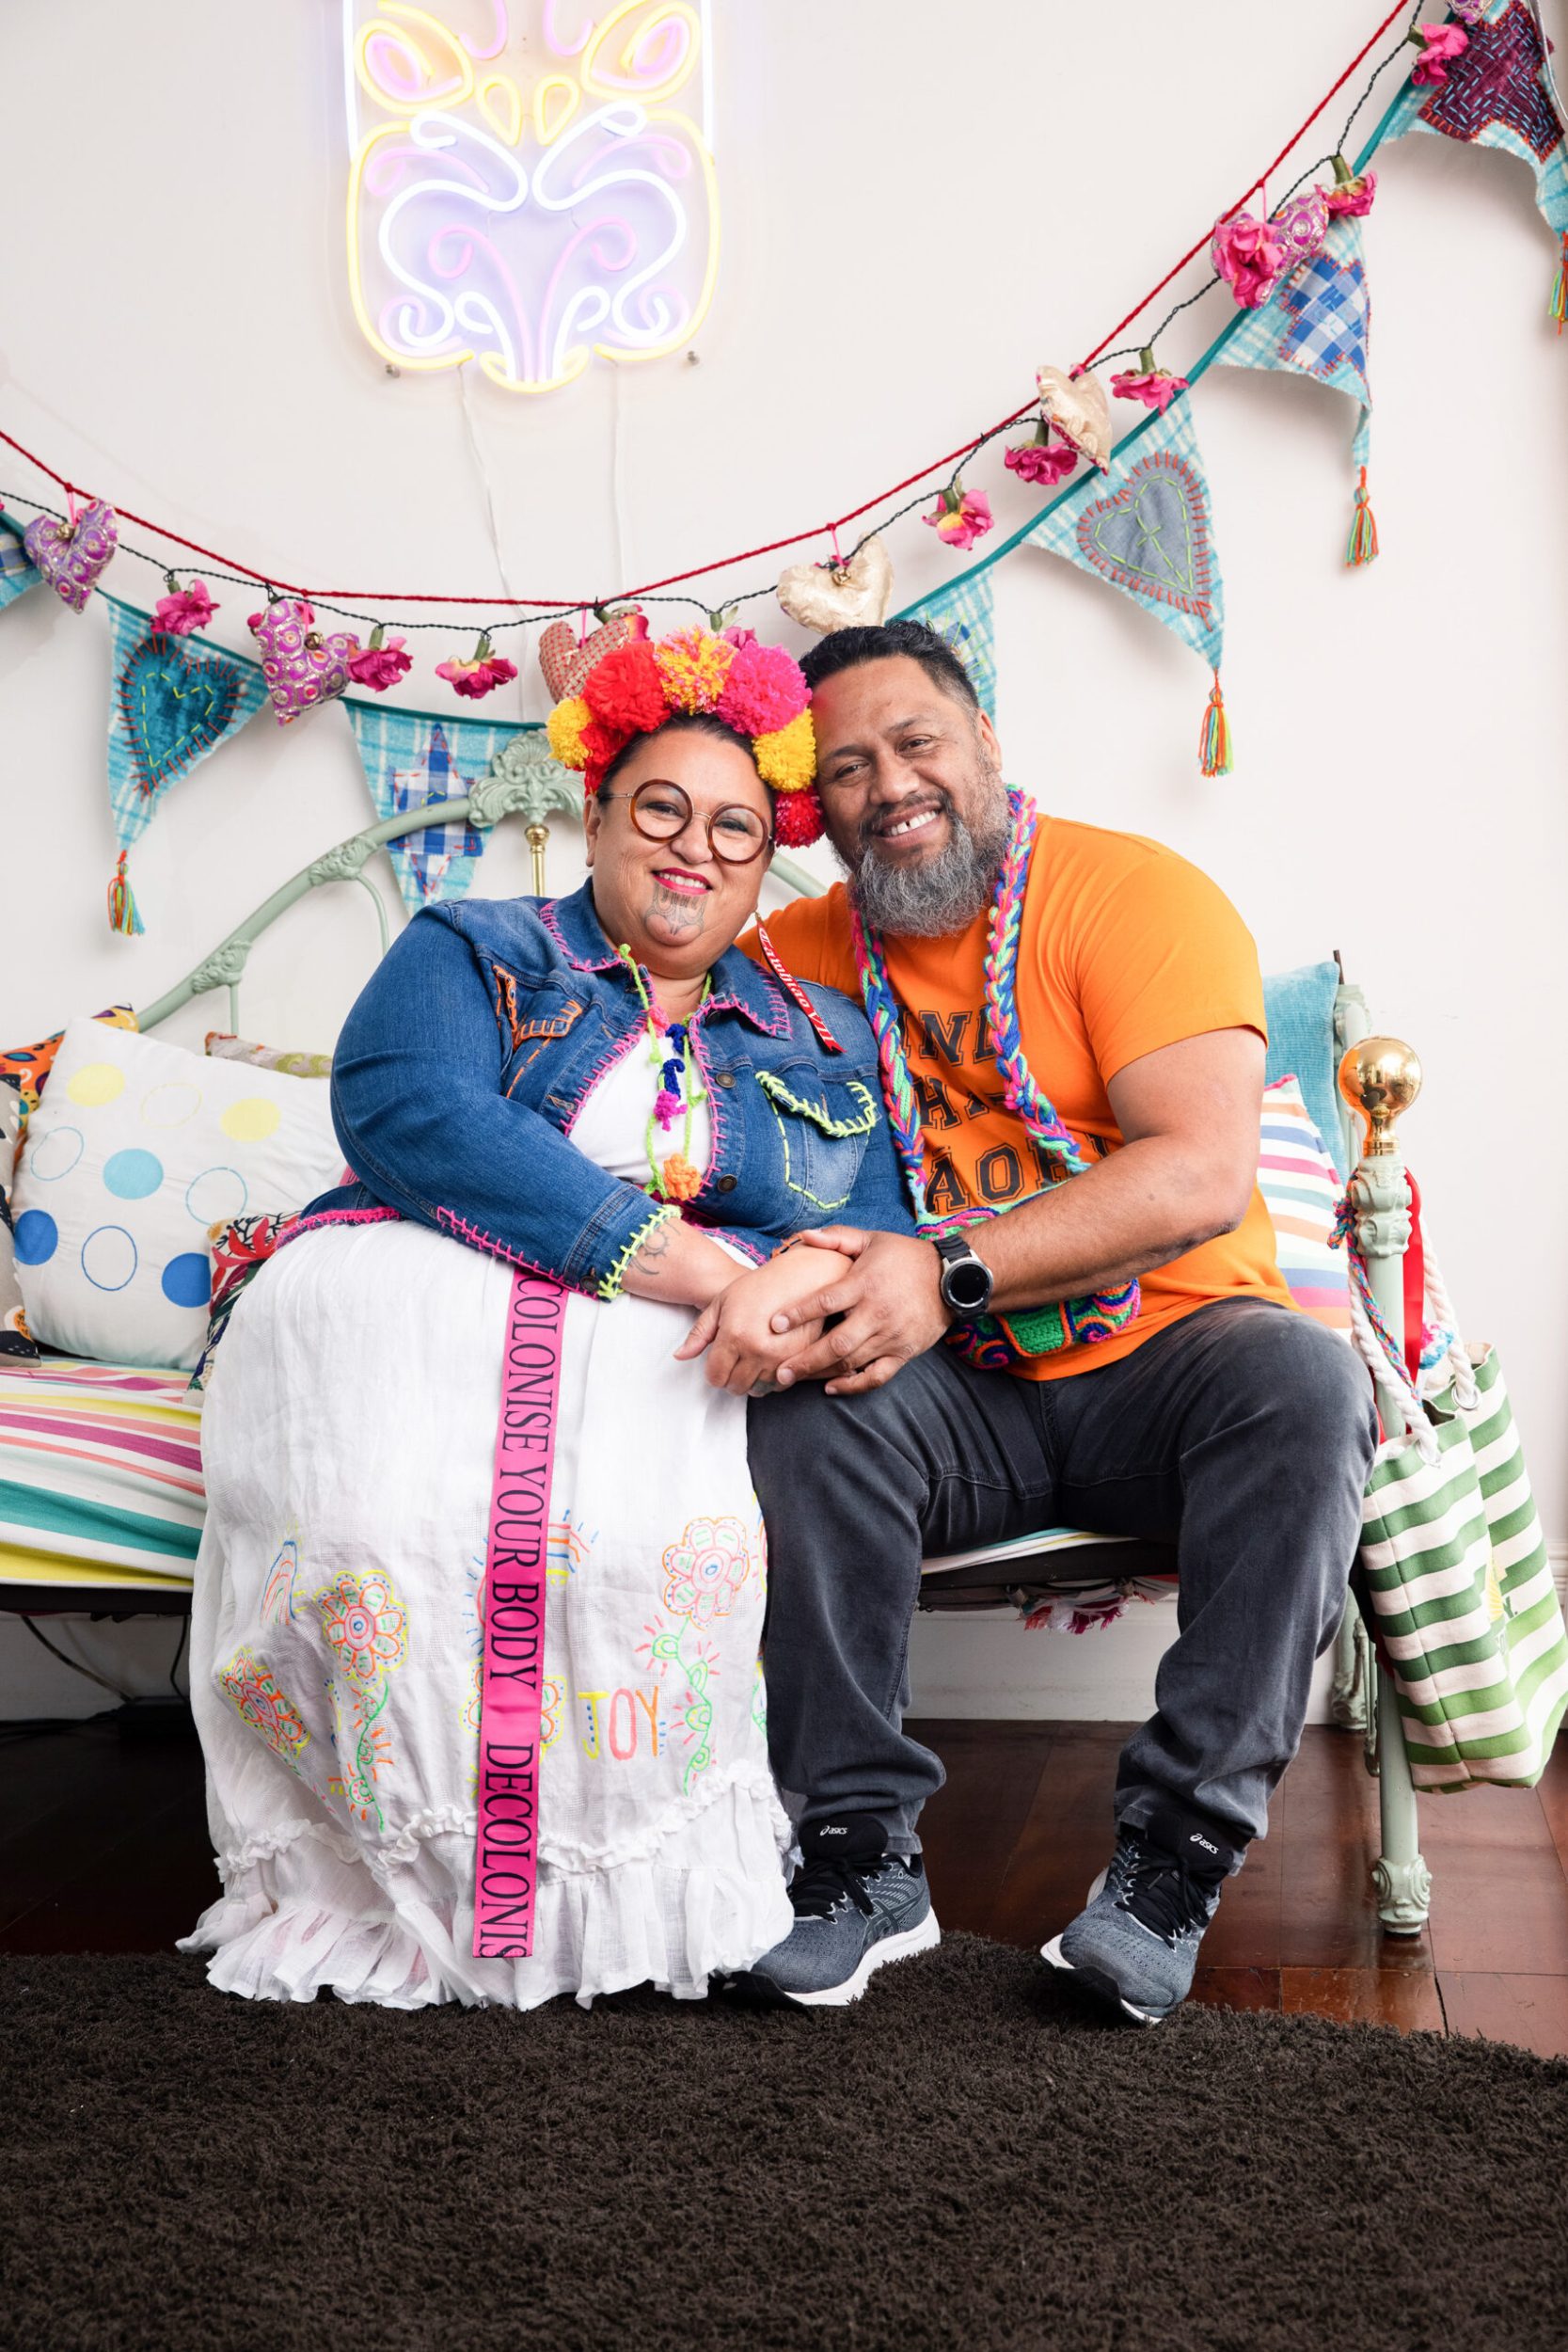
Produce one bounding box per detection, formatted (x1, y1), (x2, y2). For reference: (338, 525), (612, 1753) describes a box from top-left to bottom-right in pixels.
(120, 748), (1432, 1938)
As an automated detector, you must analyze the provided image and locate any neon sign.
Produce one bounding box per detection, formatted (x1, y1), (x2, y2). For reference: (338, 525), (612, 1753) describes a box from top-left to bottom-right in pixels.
(342, 1), (720, 394)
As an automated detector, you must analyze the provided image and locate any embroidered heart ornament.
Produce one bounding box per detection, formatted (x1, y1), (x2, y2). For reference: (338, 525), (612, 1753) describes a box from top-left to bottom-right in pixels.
(24, 498), (118, 612)
(775, 536), (894, 635)
(1270, 185), (1330, 269)
(538, 612), (645, 703)
(1073, 453), (1215, 622)
(248, 599), (359, 726)
(1036, 366), (1113, 471)
(120, 634), (242, 793)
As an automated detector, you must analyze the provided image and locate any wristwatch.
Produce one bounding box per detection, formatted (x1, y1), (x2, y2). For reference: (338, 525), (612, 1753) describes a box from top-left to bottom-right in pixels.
(931, 1231), (994, 1320)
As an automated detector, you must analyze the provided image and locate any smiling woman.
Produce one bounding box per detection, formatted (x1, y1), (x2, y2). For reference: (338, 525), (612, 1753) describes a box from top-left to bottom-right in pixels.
(180, 628), (915, 2016)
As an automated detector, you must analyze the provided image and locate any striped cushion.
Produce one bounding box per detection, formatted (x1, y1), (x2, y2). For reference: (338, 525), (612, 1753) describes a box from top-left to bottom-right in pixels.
(0, 1355), (203, 1591)
(1258, 1074), (1350, 1337)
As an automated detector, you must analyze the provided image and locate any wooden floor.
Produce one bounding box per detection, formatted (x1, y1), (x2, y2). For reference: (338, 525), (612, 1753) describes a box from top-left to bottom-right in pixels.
(6, 1713), (1568, 2055)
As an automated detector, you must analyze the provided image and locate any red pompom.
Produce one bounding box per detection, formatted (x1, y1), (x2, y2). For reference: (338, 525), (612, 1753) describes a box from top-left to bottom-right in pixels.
(772, 787), (825, 849)
(582, 640), (668, 734)
(716, 641), (810, 738)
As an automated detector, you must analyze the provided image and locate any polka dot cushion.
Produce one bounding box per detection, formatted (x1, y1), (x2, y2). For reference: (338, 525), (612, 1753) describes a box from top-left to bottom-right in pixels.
(8, 1017), (344, 1371)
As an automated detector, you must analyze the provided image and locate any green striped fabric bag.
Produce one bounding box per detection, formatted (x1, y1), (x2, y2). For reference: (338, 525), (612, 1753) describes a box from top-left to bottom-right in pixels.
(1360, 1344), (1568, 1790)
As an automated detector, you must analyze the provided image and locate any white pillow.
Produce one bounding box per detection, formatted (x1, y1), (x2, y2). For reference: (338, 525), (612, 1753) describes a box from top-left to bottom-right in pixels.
(10, 1018), (343, 1369)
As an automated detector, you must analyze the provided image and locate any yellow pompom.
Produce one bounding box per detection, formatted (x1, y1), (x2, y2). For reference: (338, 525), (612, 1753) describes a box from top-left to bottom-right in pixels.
(753, 707), (817, 793)
(546, 695), (594, 769)
(655, 627), (735, 713)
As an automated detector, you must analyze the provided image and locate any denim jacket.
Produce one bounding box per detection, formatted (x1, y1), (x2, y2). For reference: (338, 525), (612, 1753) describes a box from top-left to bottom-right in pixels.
(302, 881), (914, 1297)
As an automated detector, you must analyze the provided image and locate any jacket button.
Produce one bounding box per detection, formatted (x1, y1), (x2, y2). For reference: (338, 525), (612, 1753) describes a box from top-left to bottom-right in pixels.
(716, 1173), (737, 1193)
(714, 1071), (736, 1089)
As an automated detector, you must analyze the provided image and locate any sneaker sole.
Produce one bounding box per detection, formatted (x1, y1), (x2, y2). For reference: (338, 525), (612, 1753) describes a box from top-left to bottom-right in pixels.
(1038, 1933), (1172, 2026)
(729, 1910), (942, 2010)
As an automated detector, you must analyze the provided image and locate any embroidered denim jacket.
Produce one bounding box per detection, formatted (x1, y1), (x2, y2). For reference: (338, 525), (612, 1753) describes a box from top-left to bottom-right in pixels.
(302, 882), (914, 1297)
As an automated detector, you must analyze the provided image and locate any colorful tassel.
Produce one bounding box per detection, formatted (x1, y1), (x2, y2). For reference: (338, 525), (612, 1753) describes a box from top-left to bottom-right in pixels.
(1198, 671), (1233, 777)
(1551, 234), (1566, 336)
(1345, 466), (1380, 567)
(107, 850), (144, 936)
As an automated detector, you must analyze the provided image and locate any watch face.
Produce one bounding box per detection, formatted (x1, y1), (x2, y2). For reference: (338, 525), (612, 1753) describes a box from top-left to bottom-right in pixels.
(942, 1256), (992, 1314)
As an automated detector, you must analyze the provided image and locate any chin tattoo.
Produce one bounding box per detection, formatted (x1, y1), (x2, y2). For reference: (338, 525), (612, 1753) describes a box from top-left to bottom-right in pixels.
(647, 881), (709, 935)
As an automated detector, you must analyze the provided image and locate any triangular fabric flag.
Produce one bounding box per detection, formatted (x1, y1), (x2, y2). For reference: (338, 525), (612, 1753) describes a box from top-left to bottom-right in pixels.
(905, 568), (997, 717)
(1213, 215), (1375, 554)
(1386, 0), (1568, 321)
(0, 514), (42, 614)
(103, 594), (269, 933)
(343, 699), (523, 914)
(1023, 397), (1232, 771)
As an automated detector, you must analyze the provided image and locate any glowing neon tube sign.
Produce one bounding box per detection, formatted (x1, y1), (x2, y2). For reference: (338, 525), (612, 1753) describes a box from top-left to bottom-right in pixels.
(342, 1), (719, 394)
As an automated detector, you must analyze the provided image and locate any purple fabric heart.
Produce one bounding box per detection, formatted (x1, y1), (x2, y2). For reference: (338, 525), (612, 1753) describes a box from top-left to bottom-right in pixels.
(1270, 186), (1330, 269)
(24, 498), (118, 612)
(247, 598), (359, 726)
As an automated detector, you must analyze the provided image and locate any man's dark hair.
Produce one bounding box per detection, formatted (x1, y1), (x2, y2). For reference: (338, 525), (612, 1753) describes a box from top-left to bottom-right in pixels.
(798, 618), (980, 713)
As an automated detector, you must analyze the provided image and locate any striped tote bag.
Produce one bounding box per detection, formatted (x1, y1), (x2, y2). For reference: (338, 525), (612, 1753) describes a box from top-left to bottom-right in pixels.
(1359, 1343), (1568, 1790)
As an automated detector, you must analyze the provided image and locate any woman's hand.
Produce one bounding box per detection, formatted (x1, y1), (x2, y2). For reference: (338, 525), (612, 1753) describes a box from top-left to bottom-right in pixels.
(673, 1245), (857, 1395)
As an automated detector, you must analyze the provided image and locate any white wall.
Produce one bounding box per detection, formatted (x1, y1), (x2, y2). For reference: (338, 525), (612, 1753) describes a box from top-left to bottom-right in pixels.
(4, 2), (1566, 1719)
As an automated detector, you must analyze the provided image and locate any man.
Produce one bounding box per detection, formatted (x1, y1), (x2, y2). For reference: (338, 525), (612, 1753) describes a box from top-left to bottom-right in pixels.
(691, 618), (1376, 2024)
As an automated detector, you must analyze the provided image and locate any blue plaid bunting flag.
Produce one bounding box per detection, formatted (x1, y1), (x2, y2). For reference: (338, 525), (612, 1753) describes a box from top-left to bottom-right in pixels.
(1386, 0), (1568, 317)
(103, 595), (269, 932)
(344, 700), (520, 914)
(1023, 396), (1233, 771)
(904, 569), (997, 717)
(0, 515), (40, 614)
(1214, 215), (1372, 469)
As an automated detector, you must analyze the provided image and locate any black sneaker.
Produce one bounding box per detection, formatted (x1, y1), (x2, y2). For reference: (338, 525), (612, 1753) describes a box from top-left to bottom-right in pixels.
(1040, 1819), (1237, 2025)
(724, 1816), (940, 2008)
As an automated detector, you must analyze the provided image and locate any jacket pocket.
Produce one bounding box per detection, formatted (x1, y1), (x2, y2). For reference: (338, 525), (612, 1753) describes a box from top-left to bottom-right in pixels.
(754, 1071), (879, 1213)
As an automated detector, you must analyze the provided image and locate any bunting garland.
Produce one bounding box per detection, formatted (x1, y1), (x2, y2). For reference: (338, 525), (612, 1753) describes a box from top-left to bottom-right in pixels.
(342, 701), (526, 914)
(0, 515), (40, 614)
(907, 569), (997, 718)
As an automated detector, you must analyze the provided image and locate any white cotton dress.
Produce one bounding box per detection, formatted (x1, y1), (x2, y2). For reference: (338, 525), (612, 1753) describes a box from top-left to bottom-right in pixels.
(180, 1031), (794, 2009)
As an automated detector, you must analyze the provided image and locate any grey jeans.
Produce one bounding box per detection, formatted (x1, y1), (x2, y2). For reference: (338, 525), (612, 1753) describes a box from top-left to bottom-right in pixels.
(747, 1297), (1378, 1858)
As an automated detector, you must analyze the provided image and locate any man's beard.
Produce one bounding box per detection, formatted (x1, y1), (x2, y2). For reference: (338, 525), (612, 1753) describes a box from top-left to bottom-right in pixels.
(843, 770), (1012, 939)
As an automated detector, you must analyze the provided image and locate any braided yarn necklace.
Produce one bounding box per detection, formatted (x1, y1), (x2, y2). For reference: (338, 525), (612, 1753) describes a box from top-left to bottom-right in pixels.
(617, 947), (710, 1205)
(849, 787), (1139, 1364)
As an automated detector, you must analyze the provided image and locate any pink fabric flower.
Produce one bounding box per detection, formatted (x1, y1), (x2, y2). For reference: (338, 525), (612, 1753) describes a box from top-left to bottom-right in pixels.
(716, 639), (810, 737)
(436, 638), (519, 700)
(1004, 433), (1079, 485)
(1324, 168), (1377, 219)
(346, 630), (413, 691)
(1211, 211), (1289, 310)
(924, 486), (993, 551)
(152, 580), (218, 635)
(1411, 22), (1468, 83)
(722, 626), (759, 648)
(1108, 368), (1190, 414)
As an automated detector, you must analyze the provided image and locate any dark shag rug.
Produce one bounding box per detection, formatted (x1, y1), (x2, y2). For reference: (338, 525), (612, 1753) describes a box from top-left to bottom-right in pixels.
(4, 1941), (1567, 2352)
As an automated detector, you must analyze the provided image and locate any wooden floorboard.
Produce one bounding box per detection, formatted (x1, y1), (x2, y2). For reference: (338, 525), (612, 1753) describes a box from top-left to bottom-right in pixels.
(3, 1713), (1567, 2052)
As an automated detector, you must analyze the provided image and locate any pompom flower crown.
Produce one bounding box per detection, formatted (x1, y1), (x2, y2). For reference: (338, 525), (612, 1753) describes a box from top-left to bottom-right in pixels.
(544, 620), (824, 849)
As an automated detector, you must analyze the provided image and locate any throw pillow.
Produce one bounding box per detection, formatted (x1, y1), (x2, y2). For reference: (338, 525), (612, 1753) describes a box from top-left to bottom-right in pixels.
(1, 1004), (137, 1116)
(9, 1020), (343, 1371)
(1258, 1075), (1350, 1339)
(205, 1031), (332, 1080)
(0, 1087), (39, 1359)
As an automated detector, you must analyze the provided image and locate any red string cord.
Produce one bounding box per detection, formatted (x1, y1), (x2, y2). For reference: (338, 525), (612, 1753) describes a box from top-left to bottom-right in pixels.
(0, 0), (1413, 613)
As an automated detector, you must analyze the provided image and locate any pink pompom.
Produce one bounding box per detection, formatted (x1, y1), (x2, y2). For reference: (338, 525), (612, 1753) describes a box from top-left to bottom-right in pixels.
(773, 787), (825, 849)
(716, 640), (810, 737)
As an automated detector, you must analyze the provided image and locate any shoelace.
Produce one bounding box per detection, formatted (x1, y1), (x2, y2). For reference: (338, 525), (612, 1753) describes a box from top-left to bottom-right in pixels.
(789, 1854), (881, 1922)
(1114, 1841), (1218, 1946)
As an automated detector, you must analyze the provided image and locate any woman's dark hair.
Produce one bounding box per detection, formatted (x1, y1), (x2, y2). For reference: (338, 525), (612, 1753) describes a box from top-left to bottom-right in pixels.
(798, 617), (980, 712)
(595, 709), (770, 801)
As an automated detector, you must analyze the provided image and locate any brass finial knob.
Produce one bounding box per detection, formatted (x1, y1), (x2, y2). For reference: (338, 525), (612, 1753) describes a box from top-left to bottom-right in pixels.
(1338, 1036), (1422, 1157)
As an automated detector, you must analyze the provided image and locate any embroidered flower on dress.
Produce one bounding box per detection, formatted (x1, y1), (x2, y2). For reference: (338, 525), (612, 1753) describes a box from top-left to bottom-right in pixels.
(317, 1571), (408, 1680)
(219, 1648), (310, 1761)
(660, 1514), (754, 1625)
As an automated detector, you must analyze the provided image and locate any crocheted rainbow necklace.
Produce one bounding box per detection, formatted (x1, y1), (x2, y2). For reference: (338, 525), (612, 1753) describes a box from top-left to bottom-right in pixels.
(849, 787), (1139, 1368)
(618, 946), (710, 1205)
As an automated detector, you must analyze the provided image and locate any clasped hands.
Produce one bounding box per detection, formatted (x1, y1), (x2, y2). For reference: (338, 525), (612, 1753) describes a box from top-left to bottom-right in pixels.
(673, 1228), (951, 1397)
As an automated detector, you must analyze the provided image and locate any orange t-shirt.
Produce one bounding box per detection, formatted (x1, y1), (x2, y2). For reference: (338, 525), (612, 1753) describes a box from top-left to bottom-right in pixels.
(743, 815), (1291, 1379)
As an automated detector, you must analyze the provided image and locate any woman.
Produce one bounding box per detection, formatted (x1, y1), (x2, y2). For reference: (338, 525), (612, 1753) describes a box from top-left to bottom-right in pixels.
(182, 626), (912, 2010)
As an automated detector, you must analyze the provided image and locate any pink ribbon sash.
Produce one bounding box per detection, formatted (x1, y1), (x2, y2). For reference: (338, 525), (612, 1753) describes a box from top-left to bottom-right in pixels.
(472, 1269), (567, 1963)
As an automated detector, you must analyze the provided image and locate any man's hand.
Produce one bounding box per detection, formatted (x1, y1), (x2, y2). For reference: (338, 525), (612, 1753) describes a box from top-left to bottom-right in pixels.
(765, 1228), (951, 1395)
(673, 1245), (857, 1395)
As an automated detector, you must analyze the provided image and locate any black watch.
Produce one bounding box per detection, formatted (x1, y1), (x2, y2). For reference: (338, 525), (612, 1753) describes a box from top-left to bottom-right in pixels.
(931, 1231), (994, 1320)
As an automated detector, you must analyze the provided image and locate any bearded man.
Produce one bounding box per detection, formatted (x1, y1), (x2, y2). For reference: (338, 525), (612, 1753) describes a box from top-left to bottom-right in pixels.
(687, 618), (1376, 2024)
